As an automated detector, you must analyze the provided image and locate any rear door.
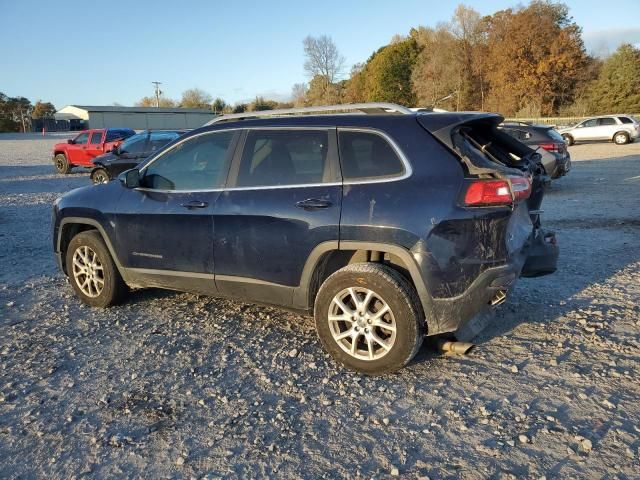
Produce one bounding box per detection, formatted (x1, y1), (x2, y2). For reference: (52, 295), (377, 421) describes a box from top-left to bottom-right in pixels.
(213, 128), (341, 306)
(596, 117), (618, 140)
(84, 130), (105, 164)
(113, 130), (238, 293)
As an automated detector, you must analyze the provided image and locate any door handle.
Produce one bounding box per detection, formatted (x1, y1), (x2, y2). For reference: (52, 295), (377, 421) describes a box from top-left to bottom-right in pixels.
(181, 200), (208, 209)
(295, 198), (332, 210)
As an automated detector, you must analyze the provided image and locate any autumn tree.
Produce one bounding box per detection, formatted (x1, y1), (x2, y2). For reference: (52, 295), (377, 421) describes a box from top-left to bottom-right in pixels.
(585, 44), (640, 114)
(411, 26), (464, 110)
(305, 75), (344, 105)
(135, 96), (177, 107)
(180, 88), (213, 108)
(31, 101), (56, 119)
(343, 63), (366, 103)
(483, 1), (589, 116)
(361, 38), (419, 105)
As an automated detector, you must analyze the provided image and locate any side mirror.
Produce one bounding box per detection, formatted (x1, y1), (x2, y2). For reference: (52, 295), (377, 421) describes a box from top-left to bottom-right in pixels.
(120, 169), (140, 188)
(67, 139), (74, 144)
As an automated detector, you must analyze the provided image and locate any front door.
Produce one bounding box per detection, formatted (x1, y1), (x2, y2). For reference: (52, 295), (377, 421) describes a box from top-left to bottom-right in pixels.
(84, 130), (105, 165)
(67, 131), (90, 165)
(596, 117), (618, 140)
(113, 130), (238, 294)
(572, 118), (598, 141)
(213, 128), (342, 306)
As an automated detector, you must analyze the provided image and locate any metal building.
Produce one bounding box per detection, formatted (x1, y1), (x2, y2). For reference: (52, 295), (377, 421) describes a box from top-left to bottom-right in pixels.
(54, 105), (216, 130)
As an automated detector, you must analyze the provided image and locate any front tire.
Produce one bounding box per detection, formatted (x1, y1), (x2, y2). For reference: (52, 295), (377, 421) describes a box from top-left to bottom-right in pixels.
(65, 230), (127, 308)
(90, 167), (110, 184)
(613, 131), (629, 145)
(562, 134), (574, 146)
(54, 153), (71, 174)
(314, 263), (424, 374)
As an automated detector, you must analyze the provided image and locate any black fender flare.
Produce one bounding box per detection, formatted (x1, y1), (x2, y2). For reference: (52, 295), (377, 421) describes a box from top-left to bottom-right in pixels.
(294, 240), (435, 324)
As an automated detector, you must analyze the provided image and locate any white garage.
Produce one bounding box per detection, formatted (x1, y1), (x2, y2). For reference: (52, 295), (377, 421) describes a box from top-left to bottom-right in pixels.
(54, 105), (216, 130)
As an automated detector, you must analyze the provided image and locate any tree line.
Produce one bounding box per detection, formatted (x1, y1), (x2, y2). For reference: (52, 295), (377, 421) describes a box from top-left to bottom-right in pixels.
(3, 0), (638, 133)
(0, 94), (56, 132)
(290, 2), (640, 117)
(194, 1), (640, 117)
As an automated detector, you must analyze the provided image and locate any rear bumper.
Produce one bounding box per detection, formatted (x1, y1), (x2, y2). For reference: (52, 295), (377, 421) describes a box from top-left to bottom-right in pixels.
(428, 254), (525, 335)
(552, 155), (571, 178)
(426, 224), (558, 335)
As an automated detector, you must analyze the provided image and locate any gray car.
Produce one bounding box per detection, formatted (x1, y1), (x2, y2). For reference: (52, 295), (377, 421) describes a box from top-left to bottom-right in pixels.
(500, 122), (571, 179)
(559, 115), (639, 146)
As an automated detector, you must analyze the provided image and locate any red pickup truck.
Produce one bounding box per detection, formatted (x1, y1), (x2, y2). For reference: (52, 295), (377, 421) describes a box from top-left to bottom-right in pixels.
(53, 128), (135, 174)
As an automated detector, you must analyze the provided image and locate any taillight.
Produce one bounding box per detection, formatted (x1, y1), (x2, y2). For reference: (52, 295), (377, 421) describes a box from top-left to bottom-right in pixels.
(539, 143), (562, 153)
(464, 180), (512, 206)
(463, 177), (531, 206)
(509, 176), (532, 201)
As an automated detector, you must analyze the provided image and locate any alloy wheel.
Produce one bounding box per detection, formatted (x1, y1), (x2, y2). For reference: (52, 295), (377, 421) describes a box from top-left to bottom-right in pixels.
(328, 287), (397, 360)
(72, 246), (105, 297)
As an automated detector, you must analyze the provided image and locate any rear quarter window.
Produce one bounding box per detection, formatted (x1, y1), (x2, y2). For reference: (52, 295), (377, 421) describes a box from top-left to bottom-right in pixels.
(338, 130), (405, 181)
(618, 117), (633, 124)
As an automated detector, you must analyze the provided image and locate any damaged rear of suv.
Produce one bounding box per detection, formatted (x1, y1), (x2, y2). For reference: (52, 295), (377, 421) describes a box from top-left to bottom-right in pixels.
(52, 103), (557, 374)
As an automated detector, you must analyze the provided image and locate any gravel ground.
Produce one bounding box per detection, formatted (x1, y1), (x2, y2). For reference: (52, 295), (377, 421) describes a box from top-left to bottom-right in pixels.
(0, 133), (639, 479)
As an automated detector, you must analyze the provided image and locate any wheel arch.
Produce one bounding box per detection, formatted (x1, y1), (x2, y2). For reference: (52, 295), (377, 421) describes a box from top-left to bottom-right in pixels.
(58, 218), (124, 277)
(612, 130), (630, 142)
(295, 241), (433, 320)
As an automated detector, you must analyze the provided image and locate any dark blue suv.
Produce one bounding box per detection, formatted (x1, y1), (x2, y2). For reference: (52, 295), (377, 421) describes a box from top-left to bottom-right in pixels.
(52, 103), (558, 374)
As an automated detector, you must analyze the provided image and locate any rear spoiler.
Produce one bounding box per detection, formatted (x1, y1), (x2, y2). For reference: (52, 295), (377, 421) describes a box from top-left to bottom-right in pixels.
(416, 112), (504, 150)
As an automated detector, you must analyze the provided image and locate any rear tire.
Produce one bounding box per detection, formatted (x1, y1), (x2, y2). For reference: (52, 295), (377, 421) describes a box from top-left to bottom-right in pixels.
(314, 263), (424, 375)
(562, 134), (574, 146)
(54, 153), (71, 174)
(90, 167), (110, 184)
(613, 131), (629, 145)
(65, 230), (128, 308)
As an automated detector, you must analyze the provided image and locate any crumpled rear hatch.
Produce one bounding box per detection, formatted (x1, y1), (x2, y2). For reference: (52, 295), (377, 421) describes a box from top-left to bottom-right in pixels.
(417, 112), (558, 277)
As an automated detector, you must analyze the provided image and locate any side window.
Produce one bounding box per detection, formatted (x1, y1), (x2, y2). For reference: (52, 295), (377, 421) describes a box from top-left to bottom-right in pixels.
(118, 134), (148, 155)
(338, 130), (405, 181)
(618, 117), (633, 124)
(236, 130), (330, 187)
(581, 119), (598, 128)
(73, 132), (89, 144)
(148, 131), (180, 153)
(598, 118), (616, 126)
(89, 131), (103, 144)
(142, 131), (234, 191)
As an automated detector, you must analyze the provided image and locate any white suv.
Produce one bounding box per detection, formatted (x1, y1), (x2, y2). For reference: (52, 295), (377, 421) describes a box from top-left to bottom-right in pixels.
(559, 115), (639, 146)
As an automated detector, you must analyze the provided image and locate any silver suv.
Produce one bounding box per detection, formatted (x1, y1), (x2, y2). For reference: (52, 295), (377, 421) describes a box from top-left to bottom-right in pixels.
(559, 115), (639, 146)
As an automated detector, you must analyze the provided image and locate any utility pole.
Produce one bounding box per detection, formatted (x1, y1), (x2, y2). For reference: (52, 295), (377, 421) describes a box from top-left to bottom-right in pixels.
(151, 81), (162, 108)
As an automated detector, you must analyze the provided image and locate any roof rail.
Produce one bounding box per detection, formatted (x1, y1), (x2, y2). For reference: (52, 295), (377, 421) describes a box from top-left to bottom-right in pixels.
(205, 102), (413, 125)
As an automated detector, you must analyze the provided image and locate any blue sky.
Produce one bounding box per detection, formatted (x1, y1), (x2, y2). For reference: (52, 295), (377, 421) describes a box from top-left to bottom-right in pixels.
(1, 0), (639, 109)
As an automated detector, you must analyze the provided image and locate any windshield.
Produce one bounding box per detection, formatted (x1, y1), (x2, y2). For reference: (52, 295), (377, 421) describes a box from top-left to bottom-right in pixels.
(118, 132), (147, 155)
